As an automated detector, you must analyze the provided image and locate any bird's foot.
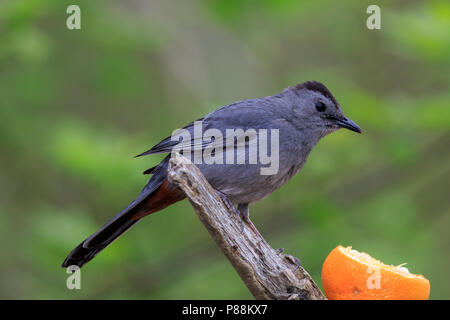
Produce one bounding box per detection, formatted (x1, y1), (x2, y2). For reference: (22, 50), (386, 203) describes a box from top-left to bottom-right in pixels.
(214, 192), (263, 237)
(237, 203), (262, 237)
(284, 254), (302, 271)
(241, 214), (262, 237)
(215, 189), (243, 222)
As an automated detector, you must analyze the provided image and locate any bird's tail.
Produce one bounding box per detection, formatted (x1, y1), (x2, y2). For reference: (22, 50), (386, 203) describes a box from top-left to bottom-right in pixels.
(62, 177), (184, 268)
(61, 218), (139, 268)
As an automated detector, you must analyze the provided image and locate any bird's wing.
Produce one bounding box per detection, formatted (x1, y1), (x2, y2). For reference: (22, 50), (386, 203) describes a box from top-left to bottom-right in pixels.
(135, 117), (206, 157)
(136, 98), (278, 158)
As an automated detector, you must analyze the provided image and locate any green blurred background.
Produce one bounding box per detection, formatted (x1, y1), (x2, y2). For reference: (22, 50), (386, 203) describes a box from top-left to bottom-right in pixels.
(0, 0), (449, 299)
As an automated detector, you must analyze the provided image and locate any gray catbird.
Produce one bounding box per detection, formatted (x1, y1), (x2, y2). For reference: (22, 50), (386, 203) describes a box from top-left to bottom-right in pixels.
(62, 81), (361, 268)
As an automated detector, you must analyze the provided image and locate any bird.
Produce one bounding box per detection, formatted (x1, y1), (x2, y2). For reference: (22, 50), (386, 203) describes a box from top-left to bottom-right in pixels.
(62, 81), (361, 268)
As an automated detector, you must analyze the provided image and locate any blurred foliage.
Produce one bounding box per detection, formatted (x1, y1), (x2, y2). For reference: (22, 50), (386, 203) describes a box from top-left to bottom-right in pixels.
(0, 0), (448, 299)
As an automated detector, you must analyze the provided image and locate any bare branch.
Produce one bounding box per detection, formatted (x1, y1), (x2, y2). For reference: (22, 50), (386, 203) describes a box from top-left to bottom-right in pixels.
(167, 153), (325, 300)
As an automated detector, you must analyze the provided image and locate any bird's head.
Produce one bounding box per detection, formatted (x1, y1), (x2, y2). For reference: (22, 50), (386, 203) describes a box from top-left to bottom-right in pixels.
(289, 81), (361, 137)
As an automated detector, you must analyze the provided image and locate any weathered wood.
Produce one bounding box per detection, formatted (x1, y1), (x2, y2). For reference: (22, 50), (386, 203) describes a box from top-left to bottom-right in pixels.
(167, 152), (326, 300)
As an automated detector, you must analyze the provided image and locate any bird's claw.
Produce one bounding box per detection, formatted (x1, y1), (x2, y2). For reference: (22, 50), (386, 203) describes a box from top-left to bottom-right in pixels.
(285, 254), (301, 270)
(215, 191), (262, 236)
(216, 190), (238, 215)
(241, 214), (262, 237)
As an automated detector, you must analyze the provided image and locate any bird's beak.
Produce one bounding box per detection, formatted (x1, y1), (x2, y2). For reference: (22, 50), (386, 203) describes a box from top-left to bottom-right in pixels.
(333, 116), (362, 133)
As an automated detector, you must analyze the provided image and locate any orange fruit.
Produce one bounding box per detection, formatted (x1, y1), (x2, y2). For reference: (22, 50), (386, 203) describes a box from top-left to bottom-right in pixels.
(321, 245), (430, 300)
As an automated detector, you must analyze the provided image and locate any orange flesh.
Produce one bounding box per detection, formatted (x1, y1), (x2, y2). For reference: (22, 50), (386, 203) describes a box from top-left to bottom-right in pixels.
(341, 246), (423, 279)
(321, 245), (430, 300)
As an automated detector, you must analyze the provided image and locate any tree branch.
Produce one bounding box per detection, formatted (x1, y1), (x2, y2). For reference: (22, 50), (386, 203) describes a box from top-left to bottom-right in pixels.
(167, 152), (326, 300)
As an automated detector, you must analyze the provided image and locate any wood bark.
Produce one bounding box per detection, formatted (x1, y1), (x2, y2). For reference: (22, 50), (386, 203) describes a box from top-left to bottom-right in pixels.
(167, 152), (326, 300)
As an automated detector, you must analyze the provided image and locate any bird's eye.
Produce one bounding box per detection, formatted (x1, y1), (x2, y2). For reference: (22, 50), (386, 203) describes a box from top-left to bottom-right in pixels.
(315, 101), (326, 112)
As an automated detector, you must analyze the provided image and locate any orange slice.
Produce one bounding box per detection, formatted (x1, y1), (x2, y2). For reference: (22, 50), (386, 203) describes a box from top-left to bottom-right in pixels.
(321, 245), (430, 300)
